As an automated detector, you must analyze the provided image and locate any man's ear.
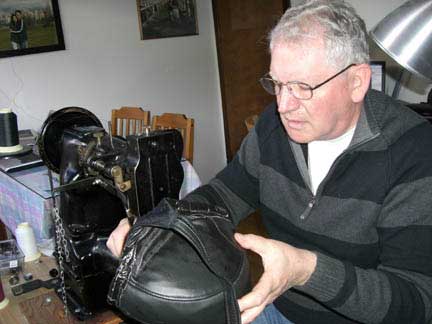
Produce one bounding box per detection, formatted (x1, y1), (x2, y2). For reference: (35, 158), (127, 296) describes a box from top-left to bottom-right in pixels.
(350, 64), (372, 103)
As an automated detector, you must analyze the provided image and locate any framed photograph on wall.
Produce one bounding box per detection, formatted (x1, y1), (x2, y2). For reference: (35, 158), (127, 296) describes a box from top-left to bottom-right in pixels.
(137, 0), (198, 40)
(0, 0), (65, 59)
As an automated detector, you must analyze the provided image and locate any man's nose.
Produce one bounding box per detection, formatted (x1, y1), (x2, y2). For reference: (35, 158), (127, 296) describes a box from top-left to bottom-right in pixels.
(277, 86), (300, 113)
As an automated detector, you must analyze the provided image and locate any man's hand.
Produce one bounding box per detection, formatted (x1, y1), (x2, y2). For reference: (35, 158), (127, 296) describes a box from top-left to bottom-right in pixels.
(235, 233), (317, 324)
(107, 218), (131, 257)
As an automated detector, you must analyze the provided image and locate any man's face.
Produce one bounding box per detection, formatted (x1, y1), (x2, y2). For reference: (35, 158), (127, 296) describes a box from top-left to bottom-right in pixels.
(270, 40), (360, 143)
(16, 12), (21, 19)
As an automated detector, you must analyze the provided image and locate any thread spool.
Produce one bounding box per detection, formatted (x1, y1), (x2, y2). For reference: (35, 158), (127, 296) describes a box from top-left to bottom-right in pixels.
(0, 108), (23, 154)
(0, 279), (9, 310)
(15, 223), (41, 262)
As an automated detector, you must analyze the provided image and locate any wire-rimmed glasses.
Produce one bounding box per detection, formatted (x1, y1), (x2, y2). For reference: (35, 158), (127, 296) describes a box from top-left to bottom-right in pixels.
(259, 64), (356, 100)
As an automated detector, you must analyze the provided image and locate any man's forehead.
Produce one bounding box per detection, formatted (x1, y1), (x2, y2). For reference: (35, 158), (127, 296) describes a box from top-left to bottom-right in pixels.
(270, 41), (327, 68)
(269, 42), (332, 81)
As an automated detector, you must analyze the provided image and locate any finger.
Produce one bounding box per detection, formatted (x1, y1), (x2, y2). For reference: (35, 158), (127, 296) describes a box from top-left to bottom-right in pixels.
(238, 291), (264, 313)
(113, 239), (124, 257)
(240, 305), (265, 324)
(107, 219), (131, 257)
(106, 236), (118, 256)
(234, 233), (269, 256)
(120, 220), (131, 233)
(119, 217), (129, 225)
(107, 234), (122, 257)
(238, 272), (273, 312)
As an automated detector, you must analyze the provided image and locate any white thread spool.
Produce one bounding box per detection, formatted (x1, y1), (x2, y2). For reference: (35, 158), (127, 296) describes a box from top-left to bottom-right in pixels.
(15, 223), (41, 262)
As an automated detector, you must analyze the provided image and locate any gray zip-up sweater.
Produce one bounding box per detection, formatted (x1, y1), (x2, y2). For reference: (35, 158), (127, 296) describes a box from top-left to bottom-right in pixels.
(185, 89), (432, 323)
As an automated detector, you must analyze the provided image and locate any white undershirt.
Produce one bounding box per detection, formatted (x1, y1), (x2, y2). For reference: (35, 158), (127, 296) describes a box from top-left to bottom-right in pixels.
(308, 127), (355, 194)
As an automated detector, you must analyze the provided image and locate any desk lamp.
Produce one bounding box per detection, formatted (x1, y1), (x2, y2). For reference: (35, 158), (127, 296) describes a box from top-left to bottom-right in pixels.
(370, 0), (432, 100)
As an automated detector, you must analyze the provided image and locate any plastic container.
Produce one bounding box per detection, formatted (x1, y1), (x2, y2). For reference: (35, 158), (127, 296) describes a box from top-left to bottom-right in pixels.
(0, 239), (25, 275)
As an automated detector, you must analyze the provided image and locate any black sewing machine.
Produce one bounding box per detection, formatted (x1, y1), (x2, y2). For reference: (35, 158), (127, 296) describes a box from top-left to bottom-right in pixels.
(37, 107), (184, 320)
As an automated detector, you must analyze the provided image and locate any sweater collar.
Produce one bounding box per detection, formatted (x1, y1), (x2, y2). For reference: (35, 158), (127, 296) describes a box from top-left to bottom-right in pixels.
(350, 90), (381, 148)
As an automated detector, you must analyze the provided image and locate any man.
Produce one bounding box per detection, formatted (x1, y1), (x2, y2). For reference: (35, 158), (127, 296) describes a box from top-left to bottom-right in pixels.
(9, 14), (19, 50)
(14, 10), (28, 49)
(108, 1), (432, 323)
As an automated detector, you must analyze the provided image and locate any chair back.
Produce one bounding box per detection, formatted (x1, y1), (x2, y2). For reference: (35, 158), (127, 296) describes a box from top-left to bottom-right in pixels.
(245, 114), (258, 132)
(111, 106), (150, 137)
(152, 113), (194, 163)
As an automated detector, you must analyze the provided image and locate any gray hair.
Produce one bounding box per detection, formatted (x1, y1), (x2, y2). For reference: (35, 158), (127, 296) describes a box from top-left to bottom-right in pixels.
(269, 0), (369, 68)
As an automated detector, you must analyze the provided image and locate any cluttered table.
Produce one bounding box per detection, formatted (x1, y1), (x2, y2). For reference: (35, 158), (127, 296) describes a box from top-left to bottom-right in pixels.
(0, 255), (123, 324)
(0, 255), (56, 324)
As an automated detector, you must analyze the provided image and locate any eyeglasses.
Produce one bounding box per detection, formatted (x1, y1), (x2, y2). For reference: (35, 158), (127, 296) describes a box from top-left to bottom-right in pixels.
(259, 64), (356, 100)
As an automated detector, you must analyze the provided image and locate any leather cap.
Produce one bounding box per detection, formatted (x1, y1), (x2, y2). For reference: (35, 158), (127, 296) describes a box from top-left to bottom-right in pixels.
(108, 198), (250, 324)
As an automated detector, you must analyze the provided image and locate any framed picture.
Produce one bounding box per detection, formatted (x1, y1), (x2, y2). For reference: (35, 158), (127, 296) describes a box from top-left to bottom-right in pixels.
(136, 0), (198, 40)
(370, 61), (386, 92)
(0, 0), (65, 59)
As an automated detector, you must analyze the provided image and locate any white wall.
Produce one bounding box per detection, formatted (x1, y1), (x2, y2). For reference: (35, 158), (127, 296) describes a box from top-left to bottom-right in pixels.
(0, 0), (226, 183)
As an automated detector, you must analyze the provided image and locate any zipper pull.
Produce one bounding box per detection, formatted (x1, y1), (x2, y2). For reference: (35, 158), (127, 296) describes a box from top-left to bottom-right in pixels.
(300, 198), (315, 220)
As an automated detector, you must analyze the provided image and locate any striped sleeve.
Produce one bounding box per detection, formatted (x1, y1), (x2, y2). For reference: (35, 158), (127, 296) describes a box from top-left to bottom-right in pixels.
(184, 129), (260, 225)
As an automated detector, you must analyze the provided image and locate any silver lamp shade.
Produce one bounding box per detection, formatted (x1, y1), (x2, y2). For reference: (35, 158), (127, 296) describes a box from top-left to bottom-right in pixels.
(370, 0), (432, 81)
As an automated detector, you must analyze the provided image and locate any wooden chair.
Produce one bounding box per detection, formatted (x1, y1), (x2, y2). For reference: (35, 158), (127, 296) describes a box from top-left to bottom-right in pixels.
(244, 114), (258, 131)
(151, 113), (194, 163)
(111, 106), (150, 137)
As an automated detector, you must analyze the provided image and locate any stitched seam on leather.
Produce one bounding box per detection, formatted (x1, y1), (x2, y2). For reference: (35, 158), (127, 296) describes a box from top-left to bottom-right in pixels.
(126, 279), (224, 301)
(138, 229), (173, 270)
(187, 214), (232, 222)
(178, 217), (210, 261)
(115, 242), (137, 304)
(211, 217), (244, 284)
(127, 227), (222, 300)
(116, 228), (169, 303)
(128, 230), (173, 287)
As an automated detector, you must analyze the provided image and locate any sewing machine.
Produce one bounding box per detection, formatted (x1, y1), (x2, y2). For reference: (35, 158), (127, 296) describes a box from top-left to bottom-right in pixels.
(37, 107), (184, 319)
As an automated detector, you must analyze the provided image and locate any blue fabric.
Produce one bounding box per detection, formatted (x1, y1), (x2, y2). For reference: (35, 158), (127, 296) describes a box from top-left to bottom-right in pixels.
(252, 304), (294, 324)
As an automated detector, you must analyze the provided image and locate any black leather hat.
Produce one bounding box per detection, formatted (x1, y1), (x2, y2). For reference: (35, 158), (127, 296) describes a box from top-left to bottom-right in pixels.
(108, 198), (250, 324)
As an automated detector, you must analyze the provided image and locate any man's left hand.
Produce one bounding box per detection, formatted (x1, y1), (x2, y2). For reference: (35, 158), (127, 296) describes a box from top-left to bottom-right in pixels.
(235, 233), (317, 324)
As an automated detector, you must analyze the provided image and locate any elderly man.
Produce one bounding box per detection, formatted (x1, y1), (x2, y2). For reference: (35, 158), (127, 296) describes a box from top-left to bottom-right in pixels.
(108, 1), (432, 323)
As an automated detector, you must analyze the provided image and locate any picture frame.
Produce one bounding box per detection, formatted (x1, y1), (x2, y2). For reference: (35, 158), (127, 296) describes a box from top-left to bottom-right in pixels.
(0, 0), (65, 59)
(136, 0), (198, 40)
(370, 61), (386, 92)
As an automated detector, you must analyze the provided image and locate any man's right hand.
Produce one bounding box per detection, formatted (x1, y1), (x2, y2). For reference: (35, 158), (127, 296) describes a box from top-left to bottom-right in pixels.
(107, 218), (131, 257)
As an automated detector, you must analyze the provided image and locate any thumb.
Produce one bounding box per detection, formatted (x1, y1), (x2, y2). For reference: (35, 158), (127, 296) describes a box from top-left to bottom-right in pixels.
(234, 233), (267, 255)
